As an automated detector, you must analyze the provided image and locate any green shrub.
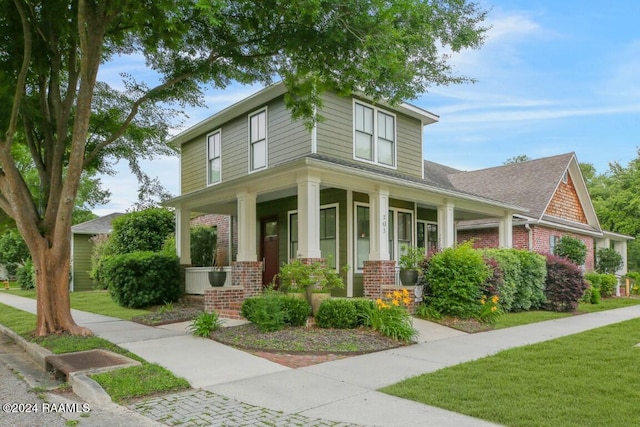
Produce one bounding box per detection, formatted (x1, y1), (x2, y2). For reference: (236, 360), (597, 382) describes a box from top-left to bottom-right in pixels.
(585, 272), (617, 298)
(596, 247), (623, 274)
(241, 295), (285, 332)
(425, 241), (490, 318)
(359, 302), (417, 342)
(484, 249), (519, 312)
(591, 287), (601, 304)
(190, 226), (217, 267)
(188, 311), (224, 337)
(545, 255), (589, 312)
(350, 298), (377, 326)
(554, 235), (587, 266)
(89, 234), (113, 289)
(626, 272), (640, 295)
(581, 285), (593, 304)
(514, 250), (547, 310)
(102, 251), (181, 308)
(109, 208), (175, 254)
(241, 293), (310, 331)
(16, 259), (35, 290)
(0, 229), (30, 277)
(315, 299), (358, 329)
(281, 296), (311, 326)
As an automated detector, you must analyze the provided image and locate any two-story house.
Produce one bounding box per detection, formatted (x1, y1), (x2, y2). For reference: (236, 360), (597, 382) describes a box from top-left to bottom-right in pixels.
(166, 82), (526, 305)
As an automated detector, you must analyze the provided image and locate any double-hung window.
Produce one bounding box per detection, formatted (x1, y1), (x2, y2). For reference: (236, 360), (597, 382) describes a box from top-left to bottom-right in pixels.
(207, 130), (221, 185)
(289, 205), (338, 269)
(354, 102), (396, 167)
(249, 109), (267, 172)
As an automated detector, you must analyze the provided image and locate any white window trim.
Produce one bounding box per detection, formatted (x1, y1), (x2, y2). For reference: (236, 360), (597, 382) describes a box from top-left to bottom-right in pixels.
(287, 203), (340, 270)
(206, 129), (222, 186)
(352, 99), (397, 169)
(417, 220), (438, 255)
(353, 203), (414, 272)
(389, 207), (414, 264)
(248, 106), (268, 173)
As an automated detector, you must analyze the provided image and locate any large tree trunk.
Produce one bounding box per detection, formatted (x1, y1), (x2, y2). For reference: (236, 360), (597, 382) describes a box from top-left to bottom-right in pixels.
(32, 235), (92, 337)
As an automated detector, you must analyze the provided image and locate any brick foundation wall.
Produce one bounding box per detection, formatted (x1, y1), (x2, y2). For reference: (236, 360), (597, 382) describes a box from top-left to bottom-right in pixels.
(363, 260), (396, 299)
(204, 287), (244, 319)
(232, 261), (263, 298)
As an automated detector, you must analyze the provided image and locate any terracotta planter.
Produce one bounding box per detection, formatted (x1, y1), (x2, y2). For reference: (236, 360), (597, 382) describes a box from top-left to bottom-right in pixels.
(310, 293), (330, 316)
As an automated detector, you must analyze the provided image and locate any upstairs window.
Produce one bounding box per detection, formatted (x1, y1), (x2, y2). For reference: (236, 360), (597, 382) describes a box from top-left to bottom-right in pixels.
(354, 102), (396, 167)
(249, 108), (267, 172)
(207, 130), (221, 185)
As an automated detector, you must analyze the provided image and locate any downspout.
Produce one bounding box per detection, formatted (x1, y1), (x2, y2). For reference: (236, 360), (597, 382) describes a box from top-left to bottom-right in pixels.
(525, 223), (533, 251)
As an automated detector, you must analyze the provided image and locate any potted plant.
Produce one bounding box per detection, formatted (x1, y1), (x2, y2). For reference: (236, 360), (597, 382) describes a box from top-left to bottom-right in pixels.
(278, 258), (346, 315)
(398, 244), (425, 286)
(208, 244), (227, 287)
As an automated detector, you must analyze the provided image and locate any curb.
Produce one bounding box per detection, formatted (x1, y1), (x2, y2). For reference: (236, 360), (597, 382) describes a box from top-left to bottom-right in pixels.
(0, 324), (113, 405)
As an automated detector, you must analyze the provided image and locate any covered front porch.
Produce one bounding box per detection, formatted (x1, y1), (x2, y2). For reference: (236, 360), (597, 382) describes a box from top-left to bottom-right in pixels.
(168, 156), (523, 305)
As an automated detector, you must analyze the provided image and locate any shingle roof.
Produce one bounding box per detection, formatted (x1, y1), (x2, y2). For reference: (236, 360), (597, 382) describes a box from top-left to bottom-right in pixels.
(71, 213), (124, 235)
(447, 153), (575, 220)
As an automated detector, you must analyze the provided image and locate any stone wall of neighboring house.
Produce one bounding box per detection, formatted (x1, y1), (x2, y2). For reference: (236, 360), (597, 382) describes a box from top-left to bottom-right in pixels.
(545, 173), (588, 223)
(190, 214), (236, 265)
(457, 227), (499, 249)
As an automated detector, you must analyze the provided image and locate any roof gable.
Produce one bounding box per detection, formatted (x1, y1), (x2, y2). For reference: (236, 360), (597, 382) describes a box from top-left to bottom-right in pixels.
(447, 153), (601, 232)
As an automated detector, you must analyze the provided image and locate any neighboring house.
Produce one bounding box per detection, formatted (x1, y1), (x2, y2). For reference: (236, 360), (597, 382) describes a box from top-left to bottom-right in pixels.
(166, 83), (630, 305)
(70, 213), (123, 291)
(443, 153), (632, 274)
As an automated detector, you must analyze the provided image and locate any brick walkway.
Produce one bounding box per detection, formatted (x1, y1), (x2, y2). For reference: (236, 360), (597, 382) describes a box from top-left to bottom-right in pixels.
(130, 389), (362, 427)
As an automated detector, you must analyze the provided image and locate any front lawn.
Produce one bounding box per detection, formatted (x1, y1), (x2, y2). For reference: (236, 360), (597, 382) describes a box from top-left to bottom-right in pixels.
(6, 289), (151, 320)
(381, 317), (640, 427)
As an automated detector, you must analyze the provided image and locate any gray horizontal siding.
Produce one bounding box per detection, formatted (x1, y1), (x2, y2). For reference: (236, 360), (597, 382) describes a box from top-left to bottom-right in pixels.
(316, 92), (424, 178)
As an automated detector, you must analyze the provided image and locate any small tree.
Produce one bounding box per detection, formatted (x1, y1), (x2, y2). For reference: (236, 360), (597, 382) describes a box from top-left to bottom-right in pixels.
(109, 208), (175, 255)
(596, 247), (623, 274)
(545, 255), (589, 312)
(554, 235), (587, 266)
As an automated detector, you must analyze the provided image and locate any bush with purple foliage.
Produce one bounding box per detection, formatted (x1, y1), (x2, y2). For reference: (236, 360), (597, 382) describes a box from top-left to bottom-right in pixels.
(545, 255), (589, 312)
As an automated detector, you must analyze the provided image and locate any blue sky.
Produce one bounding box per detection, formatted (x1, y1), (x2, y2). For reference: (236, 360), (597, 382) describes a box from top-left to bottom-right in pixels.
(94, 0), (640, 215)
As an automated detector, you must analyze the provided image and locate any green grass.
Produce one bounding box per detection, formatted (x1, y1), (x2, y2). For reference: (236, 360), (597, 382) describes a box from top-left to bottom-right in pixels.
(382, 317), (640, 427)
(0, 302), (37, 335)
(493, 297), (640, 329)
(91, 364), (190, 403)
(6, 289), (151, 320)
(0, 302), (189, 401)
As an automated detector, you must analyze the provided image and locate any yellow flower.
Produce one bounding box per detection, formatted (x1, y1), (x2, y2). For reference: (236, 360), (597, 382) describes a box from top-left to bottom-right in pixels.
(392, 299), (400, 306)
(403, 298), (412, 306)
(376, 298), (383, 306)
(393, 290), (402, 299)
(402, 289), (410, 297)
(480, 297), (486, 305)
(491, 306), (498, 312)
(385, 292), (393, 299)
(492, 295), (499, 304)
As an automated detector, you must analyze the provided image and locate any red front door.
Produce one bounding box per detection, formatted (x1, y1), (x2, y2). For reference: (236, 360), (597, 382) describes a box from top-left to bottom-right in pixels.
(260, 217), (279, 287)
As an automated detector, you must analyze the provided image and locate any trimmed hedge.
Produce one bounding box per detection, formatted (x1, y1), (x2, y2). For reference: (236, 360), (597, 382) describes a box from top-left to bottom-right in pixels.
(315, 299), (358, 329)
(545, 255), (589, 312)
(514, 250), (547, 311)
(103, 251), (181, 308)
(241, 293), (311, 331)
(110, 208), (175, 254)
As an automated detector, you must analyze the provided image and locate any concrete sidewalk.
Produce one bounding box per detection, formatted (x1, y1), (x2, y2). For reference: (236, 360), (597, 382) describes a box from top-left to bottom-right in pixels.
(2, 291), (640, 427)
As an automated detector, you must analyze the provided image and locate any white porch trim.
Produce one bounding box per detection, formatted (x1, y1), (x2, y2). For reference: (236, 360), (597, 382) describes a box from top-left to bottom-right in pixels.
(368, 188), (390, 260)
(236, 191), (257, 261)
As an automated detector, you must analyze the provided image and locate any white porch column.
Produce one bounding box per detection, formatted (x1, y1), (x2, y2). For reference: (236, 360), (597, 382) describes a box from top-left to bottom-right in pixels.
(297, 174), (322, 258)
(236, 191), (257, 261)
(438, 201), (455, 248)
(499, 212), (513, 248)
(369, 188), (390, 260)
(176, 207), (191, 264)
